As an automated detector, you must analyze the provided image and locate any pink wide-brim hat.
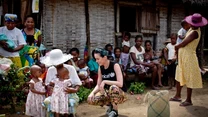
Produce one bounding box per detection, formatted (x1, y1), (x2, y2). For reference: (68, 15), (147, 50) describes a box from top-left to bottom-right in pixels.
(185, 13), (208, 27)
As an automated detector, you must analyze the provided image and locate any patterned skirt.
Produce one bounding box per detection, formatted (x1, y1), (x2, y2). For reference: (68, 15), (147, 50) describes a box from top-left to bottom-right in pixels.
(90, 85), (127, 106)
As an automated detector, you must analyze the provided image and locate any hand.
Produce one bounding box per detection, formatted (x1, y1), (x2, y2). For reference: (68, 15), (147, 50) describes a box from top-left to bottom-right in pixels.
(166, 60), (171, 65)
(0, 41), (7, 46)
(146, 63), (154, 68)
(87, 93), (95, 104)
(64, 87), (74, 93)
(2, 46), (15, 52)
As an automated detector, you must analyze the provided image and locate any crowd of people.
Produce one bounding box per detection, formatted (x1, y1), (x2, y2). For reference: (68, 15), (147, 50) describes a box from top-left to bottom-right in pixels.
(0, 12), (207, 117)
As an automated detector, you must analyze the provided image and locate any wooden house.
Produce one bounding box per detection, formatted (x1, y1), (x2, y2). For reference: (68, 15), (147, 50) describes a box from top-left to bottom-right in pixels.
(0, 0), (208, 66)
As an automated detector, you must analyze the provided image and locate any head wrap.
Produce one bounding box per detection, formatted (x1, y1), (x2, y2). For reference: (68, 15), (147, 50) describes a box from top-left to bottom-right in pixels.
(4, 13), (17, 22)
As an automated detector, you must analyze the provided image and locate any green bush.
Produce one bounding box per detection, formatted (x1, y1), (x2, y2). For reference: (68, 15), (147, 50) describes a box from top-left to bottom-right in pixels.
(77, 86), (93, 103)
(128, 82), (146, 94)
(0, 64), (30, 113)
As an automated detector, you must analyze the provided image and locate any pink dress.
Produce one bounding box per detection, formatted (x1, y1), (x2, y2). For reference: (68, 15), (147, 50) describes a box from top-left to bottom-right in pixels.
(51, 79), (72, 114)
(25, 78), (46, 117)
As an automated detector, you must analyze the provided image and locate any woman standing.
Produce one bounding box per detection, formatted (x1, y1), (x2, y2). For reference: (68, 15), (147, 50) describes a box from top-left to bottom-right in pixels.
(170, 13), (207, 106)
(22, 15), (42, 47)
(87, 48), (126, 117)
(20, 15), (43, 66)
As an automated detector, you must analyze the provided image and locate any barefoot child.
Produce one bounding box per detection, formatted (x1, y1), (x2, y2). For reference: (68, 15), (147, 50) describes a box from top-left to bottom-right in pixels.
(25, 65), (46, 117)
(50, 67), (79, 117)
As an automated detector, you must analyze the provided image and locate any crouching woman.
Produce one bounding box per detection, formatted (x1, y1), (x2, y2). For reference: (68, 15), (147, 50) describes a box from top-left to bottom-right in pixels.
(87, 48), (126, 117)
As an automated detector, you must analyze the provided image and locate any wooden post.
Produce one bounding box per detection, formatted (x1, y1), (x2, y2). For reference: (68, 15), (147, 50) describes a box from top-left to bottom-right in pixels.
(166, 1), (172, 37)
(84, 0), (90, 60)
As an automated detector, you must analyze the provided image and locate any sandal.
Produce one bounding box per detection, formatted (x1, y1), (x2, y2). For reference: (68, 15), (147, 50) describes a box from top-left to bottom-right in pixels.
(169, 97), (182, 102)
(180, 101), (193, 106)
(108, 110), (118, 117)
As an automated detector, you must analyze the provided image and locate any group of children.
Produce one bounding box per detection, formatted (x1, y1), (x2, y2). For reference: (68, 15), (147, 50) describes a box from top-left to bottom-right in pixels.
(25, 64), (79, 117)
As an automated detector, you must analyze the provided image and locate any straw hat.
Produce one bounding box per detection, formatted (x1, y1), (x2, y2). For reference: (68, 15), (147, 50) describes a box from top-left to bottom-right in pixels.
(185, 13), (207, 27)
(41, 49), (73, 66)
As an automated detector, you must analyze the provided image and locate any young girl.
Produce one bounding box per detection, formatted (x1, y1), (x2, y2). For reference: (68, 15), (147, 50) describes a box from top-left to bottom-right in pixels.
(77, 59), (93, 88)
(50, 67), (79, 117)
(121, 31), (131, 70)
(67, 48), (80, 71)
(25, 65), (46, 117)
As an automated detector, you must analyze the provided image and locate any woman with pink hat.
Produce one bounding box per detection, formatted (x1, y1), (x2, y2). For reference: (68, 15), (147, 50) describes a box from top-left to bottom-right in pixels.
(170, 13), (207, 106)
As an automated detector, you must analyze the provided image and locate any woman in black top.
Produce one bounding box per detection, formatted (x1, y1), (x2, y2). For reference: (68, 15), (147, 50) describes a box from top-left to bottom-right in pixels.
(87, 48), (126, 117)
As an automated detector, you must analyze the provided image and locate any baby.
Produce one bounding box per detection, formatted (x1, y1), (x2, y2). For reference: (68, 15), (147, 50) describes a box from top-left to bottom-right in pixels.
(77, 59), (93, 88)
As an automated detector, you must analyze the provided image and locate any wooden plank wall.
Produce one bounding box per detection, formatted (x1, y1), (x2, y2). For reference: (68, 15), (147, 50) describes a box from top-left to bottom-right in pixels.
(41, 0), (86, 57)
(88, 0), (115, 52)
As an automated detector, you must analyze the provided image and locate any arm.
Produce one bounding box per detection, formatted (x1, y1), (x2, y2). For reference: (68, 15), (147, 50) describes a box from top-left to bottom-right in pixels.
(175, 31), (198, 50)
(163, 47), (170, 65)
(87, 67), (102, 103)
(65, 85), (80, 93)
(30, 83), (45, 95)
(90, 67), (102, 94)
(101, 63), (123, 88)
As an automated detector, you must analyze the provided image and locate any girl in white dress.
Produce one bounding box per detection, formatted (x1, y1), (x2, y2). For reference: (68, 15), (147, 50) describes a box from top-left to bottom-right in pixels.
(50, 67), (77, 117)
(25, 65), (46, 117)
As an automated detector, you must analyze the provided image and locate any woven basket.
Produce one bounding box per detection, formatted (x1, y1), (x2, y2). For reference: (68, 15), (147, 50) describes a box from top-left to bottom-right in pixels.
(145, 90), (170, 117)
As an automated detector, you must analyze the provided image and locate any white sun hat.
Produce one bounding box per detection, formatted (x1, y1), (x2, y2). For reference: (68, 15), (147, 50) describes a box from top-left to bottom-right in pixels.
(41, 49), (73, 66)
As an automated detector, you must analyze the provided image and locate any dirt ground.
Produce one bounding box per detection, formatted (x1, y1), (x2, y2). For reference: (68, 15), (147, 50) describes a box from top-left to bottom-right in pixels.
(2, 79), (208, 117)
(76, 80), (208, 117)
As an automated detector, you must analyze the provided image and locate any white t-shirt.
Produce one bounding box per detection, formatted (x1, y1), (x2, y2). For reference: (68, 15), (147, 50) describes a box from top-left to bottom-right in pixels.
(177, 28), (187, 44)
(166, 43), (176, 60)
(129, 46), (145, 67)
(45, 64), (82, 86)
(0, 26), (26, 57)
(122, 40), (130, 47)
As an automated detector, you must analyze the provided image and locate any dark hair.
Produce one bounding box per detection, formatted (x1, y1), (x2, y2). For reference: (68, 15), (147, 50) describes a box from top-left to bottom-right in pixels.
(181, 20), (187, 27)
(170, 33), (178, 38)
(77, 59), (85, 66)
(69, 48), (79, 54)
(105, 43), (113, 50)
(24, 15), (35, 22)
(135, 35), (143, 41)
(123, 31), (131, 38)
(94, 48), (109, 58)
(145, 40), (152, 46)
(114, 47), (121, 54)
(91, 49), (96, 59)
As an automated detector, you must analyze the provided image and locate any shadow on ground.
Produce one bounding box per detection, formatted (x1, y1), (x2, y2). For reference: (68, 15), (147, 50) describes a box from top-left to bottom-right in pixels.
(185, 106), (208, 117)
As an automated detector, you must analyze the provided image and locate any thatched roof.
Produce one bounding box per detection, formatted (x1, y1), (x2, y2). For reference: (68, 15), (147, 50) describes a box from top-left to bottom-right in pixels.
(182, 0), (208, 5)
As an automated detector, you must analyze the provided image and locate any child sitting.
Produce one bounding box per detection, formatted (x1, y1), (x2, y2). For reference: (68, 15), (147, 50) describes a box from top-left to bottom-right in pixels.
(49, 67), (79, 117)
(77, 59), (93, 88)
(25, 65), (46, 117)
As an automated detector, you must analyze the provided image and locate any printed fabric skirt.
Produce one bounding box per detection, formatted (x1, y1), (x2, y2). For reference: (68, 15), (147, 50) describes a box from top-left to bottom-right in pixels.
(90, 85), (127, 106)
